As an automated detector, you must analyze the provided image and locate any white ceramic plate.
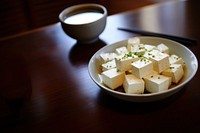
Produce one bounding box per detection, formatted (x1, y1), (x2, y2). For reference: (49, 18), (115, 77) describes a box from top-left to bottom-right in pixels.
(88, 37), (198, 102)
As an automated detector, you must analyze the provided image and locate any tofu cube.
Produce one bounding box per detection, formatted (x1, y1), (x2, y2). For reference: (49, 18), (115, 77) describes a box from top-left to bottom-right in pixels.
(127, 37), (140, 50)
(101, 68), (125, 89)
(127, 43), (145, 54)
(144, 50), (170, 73)
(162, 64), (184, 84)
(101, 60), (116, 71)
(128, 37), (140, 45)
(100, 52), (117, 63)
(169, 54), (185, 67)
(123, 74), (145, 94)
(144, 74), (172, 93)
(115, 53), (139, 72)
(146, 70), (159, 75)
(115, 46), (128, 55)
(144, 44), (156, 51)
(145, 71), (172, 87)
(131, 58), (153, 78)
(156, 43), (169, 54)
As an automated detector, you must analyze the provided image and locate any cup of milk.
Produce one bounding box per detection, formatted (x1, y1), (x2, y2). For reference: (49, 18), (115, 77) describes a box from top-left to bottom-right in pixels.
(59, 3), (107, 44)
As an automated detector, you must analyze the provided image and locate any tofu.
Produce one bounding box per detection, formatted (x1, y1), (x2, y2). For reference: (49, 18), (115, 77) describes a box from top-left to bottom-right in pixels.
(101, 68), (125, 89)
(127, 43), (145, 54)
(99, 41), (185, 94)
(145, 70), (159, 77)
(156, 43), (169, 54)
(127, 37), (140, 50)
(144, 44), (156, 51)
(115, 46), (128, 55)
(100, 52), (117, 63)
(145, 71), (171, 87)
(127, 37), (146, 54)
(144, 74), (172, 93)
(131, 58), (153, 78)
(128, 37), (140, 45)
(115, 53), (139, 72)
(161, 64), (184, 84)
(101, 60), (116, 71)
(144, 50), (170, 73)
(169, 54), (185, 67)
(123, 74), (145, 94)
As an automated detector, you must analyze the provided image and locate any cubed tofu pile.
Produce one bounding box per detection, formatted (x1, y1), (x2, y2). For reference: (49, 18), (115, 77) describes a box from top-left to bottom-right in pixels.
(100, 37), (185, 94)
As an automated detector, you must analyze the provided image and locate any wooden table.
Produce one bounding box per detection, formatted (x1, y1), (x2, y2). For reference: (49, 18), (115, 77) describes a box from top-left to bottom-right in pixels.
(0, 0), (200, 132)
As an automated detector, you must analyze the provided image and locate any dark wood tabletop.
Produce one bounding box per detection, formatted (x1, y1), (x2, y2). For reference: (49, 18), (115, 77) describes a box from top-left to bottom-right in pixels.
(0, 0), (200, 133)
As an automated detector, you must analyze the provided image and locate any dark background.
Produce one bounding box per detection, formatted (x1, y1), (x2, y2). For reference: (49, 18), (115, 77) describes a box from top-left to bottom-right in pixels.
(0, 0), (158, 38)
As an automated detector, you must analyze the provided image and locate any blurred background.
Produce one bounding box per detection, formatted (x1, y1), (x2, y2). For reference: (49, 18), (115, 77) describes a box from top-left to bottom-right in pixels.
(0, 0), (176, 39)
